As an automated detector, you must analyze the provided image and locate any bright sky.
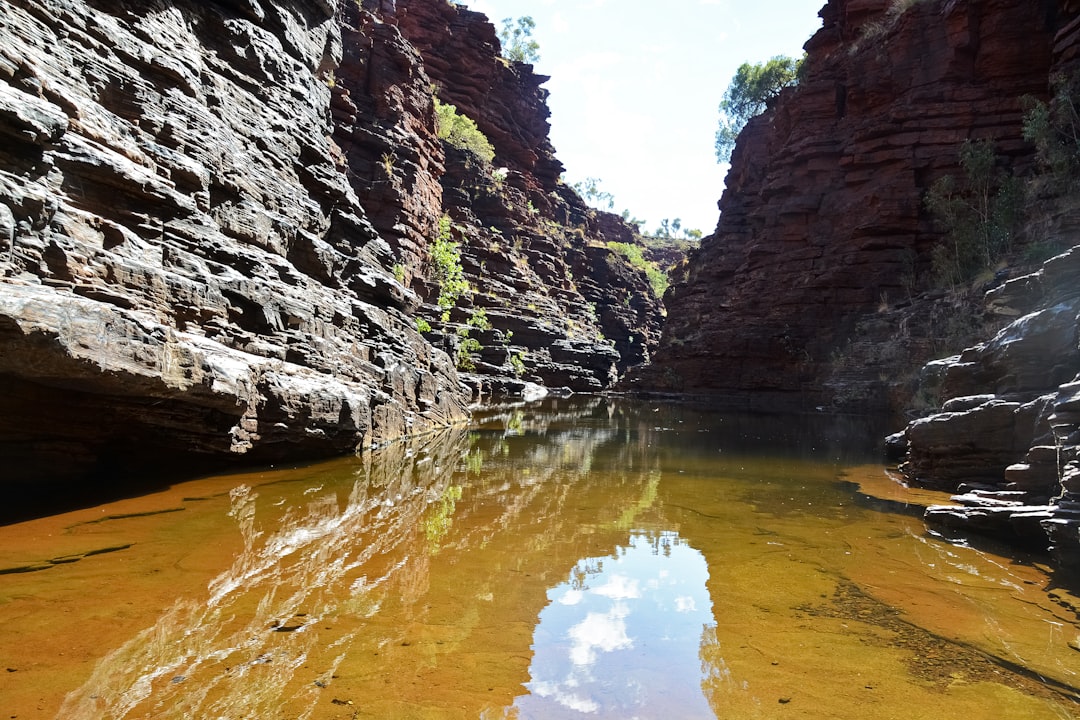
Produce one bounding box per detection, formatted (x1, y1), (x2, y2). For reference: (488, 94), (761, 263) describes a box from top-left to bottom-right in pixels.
(462, 0), (824, 234)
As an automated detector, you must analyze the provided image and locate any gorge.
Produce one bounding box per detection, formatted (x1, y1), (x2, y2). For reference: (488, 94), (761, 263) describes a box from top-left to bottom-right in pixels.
(2, 0), (1080, 577)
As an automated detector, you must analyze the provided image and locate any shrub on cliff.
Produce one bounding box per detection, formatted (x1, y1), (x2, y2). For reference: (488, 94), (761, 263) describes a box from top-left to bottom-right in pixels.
(434, 98), (496, 164)
(714, 55), (803, 163)
(1023, 72), (1080, 192)
(924, 139), (1022, 288)
(607, 241), (668, 298)
(432, 215), (470, 321)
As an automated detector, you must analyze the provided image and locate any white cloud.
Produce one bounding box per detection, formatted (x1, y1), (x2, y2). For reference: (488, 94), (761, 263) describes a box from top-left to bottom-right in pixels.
(675, 596), (697, 613)
(592, 574), (640, 600)
(567, 603), (633, 666)
(558, 589), (584, 606)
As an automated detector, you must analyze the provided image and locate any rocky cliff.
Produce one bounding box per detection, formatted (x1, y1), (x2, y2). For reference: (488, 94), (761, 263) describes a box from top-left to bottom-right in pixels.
(622, 0), (1080, 569)
(394, 0), (663, 398)
(628, 0), (1067, 410)
(0, 0), (663, 500)
(892, 245), (1080, 570)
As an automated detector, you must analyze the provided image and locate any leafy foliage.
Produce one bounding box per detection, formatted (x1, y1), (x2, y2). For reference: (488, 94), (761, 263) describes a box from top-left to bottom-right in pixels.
(432, 215), (470, 321)
(455, 326), (482, 371)
(573, 177), (615, 210)
(498, 16), (540, 64)
(467, 307), (492, 330)
(715, 56), (803, 163)
(1023, 72), (1080, 190)
(509, 350), (527, 377)
(647, 217), (701, 241)
(607, 241), (669, 299)
(924, 140), (1022, 288)
(434, 97), (495, 164)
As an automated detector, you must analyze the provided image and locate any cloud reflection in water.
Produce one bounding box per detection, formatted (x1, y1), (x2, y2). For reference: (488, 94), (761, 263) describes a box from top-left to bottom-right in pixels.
(516, 531), (717, 718)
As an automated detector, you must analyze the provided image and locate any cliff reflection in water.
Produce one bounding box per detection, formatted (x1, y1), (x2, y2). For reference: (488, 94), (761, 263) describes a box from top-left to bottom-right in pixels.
(59, 418), (473, 719)
(28, 397), (1080, 719)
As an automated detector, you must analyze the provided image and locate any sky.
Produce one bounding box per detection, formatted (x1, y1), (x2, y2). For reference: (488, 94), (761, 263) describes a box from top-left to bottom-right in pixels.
(461, 0), (824, 234)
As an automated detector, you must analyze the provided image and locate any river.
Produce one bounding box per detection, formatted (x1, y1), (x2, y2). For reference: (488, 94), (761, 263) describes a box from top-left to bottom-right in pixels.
(1, 397), (1078, 719)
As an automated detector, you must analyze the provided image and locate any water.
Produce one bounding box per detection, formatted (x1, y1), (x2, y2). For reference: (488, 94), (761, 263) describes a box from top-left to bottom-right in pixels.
(1, 397), (1078, 719)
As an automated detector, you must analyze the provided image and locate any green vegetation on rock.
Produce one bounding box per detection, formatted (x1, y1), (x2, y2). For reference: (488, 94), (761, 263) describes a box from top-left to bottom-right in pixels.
(432, 215), (470, 321)
(455, 326), (482, 371)
(924, 139), (1022, 288)
(715, 55), (803, 163)
(607, 241), (669, 299)
(434, 97), (495, 164)
(1023, 72), (1080, 192)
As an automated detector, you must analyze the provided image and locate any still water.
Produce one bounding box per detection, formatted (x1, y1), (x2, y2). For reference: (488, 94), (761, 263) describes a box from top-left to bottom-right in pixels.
(1, 397), (1079, 719)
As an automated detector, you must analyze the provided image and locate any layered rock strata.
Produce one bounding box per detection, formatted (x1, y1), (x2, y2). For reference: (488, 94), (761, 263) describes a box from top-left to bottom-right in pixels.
(0, 0), (469, 489)
(396, 0), (664, 398)
(628, 0), (1065, 409)
(894, 246), (1080, 567)
(0, 0), (665, 496)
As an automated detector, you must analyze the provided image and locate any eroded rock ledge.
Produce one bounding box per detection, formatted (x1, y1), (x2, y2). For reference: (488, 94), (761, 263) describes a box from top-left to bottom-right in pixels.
(0, 0), (471, 488)
(0, 0), (666, 496)
(892, 247), (1080, 569)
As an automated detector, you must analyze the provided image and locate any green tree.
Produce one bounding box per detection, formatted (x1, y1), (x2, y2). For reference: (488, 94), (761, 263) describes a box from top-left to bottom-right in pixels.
(573, 177), (615, 210)
(620, 209), (645, 232)
(715, 55), (803, 163)
(432, 215), (470, 321)
(499, 16), (540, 64)
(1023, 71), (1080, 189)
(924, 139), (1022, 287)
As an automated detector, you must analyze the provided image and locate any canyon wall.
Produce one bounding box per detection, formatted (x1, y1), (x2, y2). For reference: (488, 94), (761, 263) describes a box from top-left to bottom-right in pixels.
(626, 0), (1080, 567)
(0, 0), (662, 497)
(629, 0), (1066, 410)
(891, 246), (1080, 568)
(394, 0), (663, 398)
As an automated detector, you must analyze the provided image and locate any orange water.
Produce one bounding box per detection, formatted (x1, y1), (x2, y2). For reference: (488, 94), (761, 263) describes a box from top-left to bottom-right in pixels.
(0, 398), (1077, 719)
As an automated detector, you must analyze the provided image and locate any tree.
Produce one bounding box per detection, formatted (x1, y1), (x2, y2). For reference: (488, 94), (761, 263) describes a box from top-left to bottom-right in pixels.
(573, 177), (615, 210)
(924, 139), (1022, 288)
(714, 55), (803, 163)
(620, 209), (645, 231)
(499, 16), (540, 64)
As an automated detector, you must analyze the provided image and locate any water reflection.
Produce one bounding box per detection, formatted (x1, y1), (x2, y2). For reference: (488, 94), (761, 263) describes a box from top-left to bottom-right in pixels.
(0, 397), (1075, 719)
(58, 425), (471, 719)
(514, 531), (716, 719)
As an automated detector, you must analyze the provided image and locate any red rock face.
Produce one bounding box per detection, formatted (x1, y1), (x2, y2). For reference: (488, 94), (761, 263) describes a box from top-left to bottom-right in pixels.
(0, 0), (475, 491)
(331, 2), (446, 283)
(395, 0), (666, 394)
(630, 0), (1066, 409)
(397, 0), (563, 190)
